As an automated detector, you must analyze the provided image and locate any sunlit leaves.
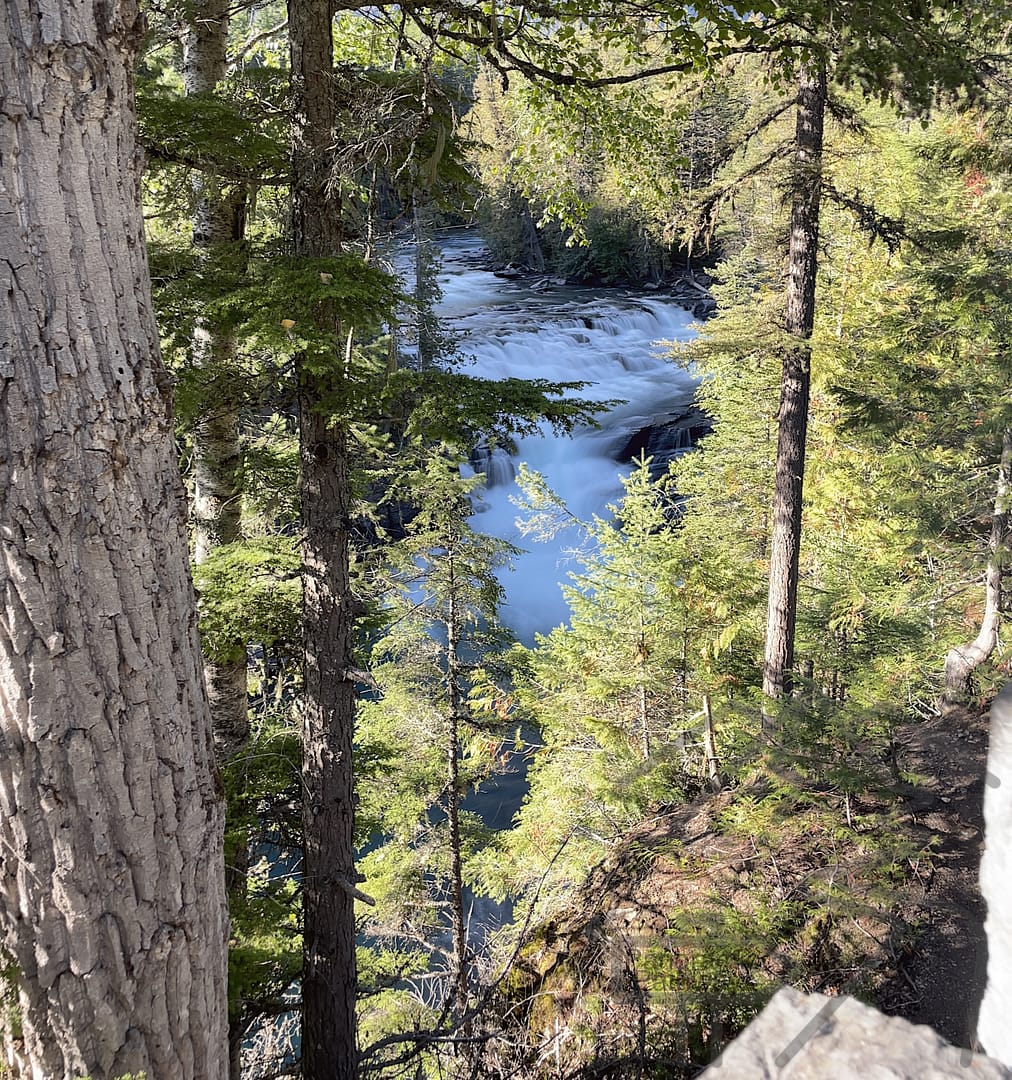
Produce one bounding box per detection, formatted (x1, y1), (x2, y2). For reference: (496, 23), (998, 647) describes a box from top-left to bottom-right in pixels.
(193, 538), (301, 665)
(137, 76), (289, 180)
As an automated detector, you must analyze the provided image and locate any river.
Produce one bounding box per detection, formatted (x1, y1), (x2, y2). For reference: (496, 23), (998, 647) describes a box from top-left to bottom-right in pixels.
(431, 231), (699, 648)
(425, 232), (700, 939)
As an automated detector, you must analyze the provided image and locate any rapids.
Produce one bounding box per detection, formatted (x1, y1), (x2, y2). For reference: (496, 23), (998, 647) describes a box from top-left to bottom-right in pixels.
(426, 231), (699, 645)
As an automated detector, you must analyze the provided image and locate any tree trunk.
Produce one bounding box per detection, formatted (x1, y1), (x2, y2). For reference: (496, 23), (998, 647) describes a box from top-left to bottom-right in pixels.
(289, 2), (360, 1077)
(0, 2), (229, 1076)
(444, 545), (470, 1023)
(942, 428), (1012, 710)
(702, 695), (722, 791)
(183, 10), (250, 1075)
(184, 0), (250, 765)
(762, 64), (826, 717)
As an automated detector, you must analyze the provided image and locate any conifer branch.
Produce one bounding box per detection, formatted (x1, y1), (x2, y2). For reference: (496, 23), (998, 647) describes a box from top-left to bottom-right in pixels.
(143, 144), (287, 185)
(342, 665), (380, 690)
(684, 143), (794, 249)
(821, 183), (907, 252)
(334, 876), (377, 906)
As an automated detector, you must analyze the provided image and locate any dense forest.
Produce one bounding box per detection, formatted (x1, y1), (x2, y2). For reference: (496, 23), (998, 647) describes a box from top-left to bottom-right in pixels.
(4, 0), (1012, 1077)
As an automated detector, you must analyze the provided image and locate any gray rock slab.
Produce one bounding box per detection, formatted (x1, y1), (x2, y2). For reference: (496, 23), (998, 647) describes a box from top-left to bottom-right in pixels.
(699, 987), (1011, 1079)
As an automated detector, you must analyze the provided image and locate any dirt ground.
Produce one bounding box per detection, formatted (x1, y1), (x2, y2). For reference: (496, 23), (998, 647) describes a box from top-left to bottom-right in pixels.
(878, 704), (991, 1049)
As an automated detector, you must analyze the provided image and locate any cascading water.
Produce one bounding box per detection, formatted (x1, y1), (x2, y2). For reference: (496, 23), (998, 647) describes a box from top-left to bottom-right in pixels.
(392, 231), (702, 944)
(421, 234), (702, 939)
(429, 232), (700, 646)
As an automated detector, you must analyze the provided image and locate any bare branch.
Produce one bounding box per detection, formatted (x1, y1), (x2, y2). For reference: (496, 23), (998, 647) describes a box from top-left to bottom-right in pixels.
(228, 18), (288, 69)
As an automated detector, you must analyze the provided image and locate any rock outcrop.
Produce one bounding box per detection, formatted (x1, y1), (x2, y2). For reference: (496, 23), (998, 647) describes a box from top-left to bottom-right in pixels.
(700, 987), (1011, 1079)
(978, 682), (1012, 1065)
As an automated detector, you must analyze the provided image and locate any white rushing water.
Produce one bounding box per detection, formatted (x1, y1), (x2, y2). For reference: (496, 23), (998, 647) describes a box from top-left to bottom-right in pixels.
(429, 232), (699, 644)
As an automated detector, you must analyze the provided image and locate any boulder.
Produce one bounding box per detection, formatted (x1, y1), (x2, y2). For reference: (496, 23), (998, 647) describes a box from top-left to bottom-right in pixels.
(699, 987), (1011, 1079)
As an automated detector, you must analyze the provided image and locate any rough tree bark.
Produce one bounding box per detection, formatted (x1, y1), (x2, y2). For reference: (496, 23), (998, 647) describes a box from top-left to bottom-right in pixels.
(762, 64), (827, 716)
(183, 0), (250, 765)
(942, 429), (1012, 710)
(0, 1), (229, 1077)
(289, 1), (360, 1077)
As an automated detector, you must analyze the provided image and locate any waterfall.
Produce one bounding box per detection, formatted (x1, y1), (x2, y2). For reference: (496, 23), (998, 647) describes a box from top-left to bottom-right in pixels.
(433, 232), (699, 644)
(470, 444), (516, 489)
(380, 231), (701, 945)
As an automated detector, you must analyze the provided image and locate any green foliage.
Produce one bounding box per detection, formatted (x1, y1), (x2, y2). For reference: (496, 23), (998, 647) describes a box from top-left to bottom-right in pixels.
(149, 239), (251, 365)
(137, 77), (288, 180)
(241, 421), (302, 531)
(151, 243), (399, 370)
(209, 255), (400, 367)
(222, 716), (303, 1026)
(482, 462), (761, 908)
(467, 61), (691, 279)
(638, 900), (788, 1054)
(329, 65), (477, 215)
(388, 370), (609, 453)
(537, 205), (668, 284)
(227, 877), (301, 1022)
(193, 538), (300, 665)
(804, 106), (1012, 699)
(357, 453), (516, 952)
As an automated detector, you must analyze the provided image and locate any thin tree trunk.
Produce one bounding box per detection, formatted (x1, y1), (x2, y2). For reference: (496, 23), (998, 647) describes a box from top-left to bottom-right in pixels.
(942, 429), (1012, 709)
(637, 613), (650, 760)
(444, 544), (470, 1023)
(183, 0), (250, 765)
(702, 695), (722, 791)
(520, 199), (546, 272)
(289, 2), (359, 1077)
(184, 10), (250, 1075)
(762, 64), (826, 718)
(638, 680), (651, 761)
(0, 1), (228, 1075)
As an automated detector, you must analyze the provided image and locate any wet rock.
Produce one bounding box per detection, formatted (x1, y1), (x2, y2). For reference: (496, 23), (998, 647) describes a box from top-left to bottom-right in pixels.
(614, 406), (711, 480)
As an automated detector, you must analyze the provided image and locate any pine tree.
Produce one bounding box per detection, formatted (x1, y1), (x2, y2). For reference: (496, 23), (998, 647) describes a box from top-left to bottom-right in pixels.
(492, 462), (759, 908)
(359, 453), (517, 1047)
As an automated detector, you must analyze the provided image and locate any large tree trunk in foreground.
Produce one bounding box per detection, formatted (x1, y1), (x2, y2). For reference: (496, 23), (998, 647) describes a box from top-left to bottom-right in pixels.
(942, 429), (1012, 710)
(0, 2), (229, 1077)
(290, 1), (360, 1077)
(762, 64), (826, 717)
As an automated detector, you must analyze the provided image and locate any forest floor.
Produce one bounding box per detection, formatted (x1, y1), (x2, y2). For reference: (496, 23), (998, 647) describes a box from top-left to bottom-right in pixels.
(516, 703), (994, 1074)
(879, 703), (990, 1049)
